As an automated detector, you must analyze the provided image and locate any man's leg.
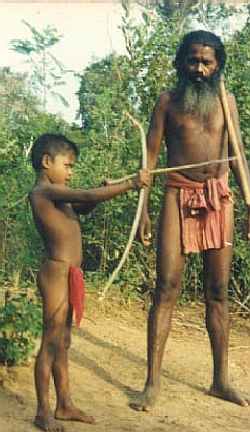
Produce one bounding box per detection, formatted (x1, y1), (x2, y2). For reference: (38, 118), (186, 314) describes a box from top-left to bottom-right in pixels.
(134, 188), (185, 411)
(204, 246), (250, 406)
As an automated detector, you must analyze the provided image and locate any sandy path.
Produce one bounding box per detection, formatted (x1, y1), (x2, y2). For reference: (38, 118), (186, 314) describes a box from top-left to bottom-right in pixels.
(0, 295), (249, 432)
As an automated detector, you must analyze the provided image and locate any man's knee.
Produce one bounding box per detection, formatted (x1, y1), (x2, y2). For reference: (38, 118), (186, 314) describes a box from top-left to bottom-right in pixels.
(155, 275), (181, 305)
(205, 281), (228, 304)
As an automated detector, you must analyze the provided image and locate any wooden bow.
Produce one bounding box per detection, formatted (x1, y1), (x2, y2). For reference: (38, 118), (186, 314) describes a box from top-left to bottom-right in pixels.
(219, 76), (250, 205)
(99, 112), (147, 300)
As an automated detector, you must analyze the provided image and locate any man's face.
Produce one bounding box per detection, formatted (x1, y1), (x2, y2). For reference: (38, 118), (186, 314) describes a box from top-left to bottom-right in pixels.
(184, 44), (219, 83)
(44, 151), (76, 184)
(177, 43), (220, 118)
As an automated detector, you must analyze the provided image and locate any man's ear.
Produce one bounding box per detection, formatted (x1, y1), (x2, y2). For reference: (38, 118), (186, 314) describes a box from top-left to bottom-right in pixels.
(41, 154), (52, 169)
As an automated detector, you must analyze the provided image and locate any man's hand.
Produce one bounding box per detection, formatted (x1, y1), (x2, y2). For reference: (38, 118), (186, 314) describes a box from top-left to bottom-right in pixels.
(132, 169), (150, 189)
(138, 211), (152, 246)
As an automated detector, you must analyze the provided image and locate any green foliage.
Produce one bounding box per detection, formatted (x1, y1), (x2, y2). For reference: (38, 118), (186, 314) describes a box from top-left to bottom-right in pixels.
(0, 291), (42, 365)
(10, 20), (68, 110)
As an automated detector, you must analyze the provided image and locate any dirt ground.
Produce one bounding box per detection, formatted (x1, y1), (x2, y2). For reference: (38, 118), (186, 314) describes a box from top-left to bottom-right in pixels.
(0, 293), (250, 432)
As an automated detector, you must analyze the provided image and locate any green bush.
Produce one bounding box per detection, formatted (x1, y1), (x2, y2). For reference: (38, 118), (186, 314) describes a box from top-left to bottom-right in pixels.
(0, 292), (42, 365)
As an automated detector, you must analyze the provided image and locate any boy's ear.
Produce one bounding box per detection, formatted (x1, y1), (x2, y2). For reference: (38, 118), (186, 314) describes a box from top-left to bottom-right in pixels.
(41, 154), (53, 169)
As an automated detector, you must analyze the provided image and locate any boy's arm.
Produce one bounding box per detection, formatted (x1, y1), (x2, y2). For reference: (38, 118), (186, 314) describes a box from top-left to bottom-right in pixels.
(33, 170), (149, 205)
(72, 202), (97, 215)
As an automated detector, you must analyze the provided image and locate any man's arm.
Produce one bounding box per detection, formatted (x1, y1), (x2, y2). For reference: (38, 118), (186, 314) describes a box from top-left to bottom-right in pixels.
(139, 92), (169, 245)
(228, 93), (250, 238)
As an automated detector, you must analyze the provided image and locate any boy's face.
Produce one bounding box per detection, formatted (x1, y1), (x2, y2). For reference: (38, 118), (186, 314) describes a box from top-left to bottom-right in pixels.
(43, 151), (76, 184)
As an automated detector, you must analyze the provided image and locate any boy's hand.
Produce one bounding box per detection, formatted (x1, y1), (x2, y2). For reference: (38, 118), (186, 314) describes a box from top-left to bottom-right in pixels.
(132, 169), (150, 189)
(102, 178), (112, 186)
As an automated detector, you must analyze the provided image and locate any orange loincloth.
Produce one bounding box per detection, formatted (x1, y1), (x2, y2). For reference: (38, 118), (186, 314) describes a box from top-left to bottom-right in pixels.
(68, 266), (85, 327)
(166, 172), (233, 254)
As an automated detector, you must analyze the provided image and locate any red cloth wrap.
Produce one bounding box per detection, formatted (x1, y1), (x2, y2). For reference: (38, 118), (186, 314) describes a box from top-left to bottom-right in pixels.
(166, 172), (233, 254)
(68, 266), (85, 327)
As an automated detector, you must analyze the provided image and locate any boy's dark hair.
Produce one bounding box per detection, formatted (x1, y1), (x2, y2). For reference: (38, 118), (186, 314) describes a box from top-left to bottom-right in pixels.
(31, 133), (79, 171)
(174, 30), (226, 76)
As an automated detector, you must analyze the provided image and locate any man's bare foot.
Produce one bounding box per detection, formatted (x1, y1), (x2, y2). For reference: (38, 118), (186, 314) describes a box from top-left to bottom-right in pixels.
(130, 384), (160, 412)
(34, 415), (64, 432)
(208, 385), (250, 407)
(55, 405), (95, 424)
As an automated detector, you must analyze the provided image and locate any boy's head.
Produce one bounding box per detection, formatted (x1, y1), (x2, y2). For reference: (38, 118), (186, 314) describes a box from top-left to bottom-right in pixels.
(31, 133), (79, 171)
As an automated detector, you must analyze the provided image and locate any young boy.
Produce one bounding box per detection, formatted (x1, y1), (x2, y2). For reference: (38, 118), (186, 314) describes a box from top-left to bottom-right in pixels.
(29, 133), (149, 432)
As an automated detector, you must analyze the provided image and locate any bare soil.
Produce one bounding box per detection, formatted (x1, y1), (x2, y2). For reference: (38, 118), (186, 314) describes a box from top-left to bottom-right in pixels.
(0, 294), (250, 432)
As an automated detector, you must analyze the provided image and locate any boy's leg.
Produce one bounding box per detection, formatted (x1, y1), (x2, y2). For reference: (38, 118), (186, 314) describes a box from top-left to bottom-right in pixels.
(34, 260), (69, 432)
(204, 241), (250, 406)
(134, 189), (185, 411)
(53, 307), (94, 424)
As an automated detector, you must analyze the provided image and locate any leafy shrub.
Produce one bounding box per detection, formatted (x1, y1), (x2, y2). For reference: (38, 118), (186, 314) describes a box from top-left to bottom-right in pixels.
(0, 291), (42, 365)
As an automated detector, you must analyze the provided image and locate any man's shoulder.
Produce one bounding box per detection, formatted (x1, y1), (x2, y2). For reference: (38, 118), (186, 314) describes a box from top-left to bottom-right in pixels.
(157, 90), (172, 104)
(155, 91), (173, 113)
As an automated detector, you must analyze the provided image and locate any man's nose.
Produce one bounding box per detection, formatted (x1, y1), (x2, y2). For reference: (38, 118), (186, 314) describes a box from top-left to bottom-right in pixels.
(196, 63), (207, 76)
(196, 62), (204, 74)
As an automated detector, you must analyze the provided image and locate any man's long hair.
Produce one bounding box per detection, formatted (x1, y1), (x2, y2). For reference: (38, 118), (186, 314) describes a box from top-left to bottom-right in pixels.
(174, 30), (226, 79)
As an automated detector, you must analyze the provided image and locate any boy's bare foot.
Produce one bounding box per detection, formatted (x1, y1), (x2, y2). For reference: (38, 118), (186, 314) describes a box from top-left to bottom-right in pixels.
(208, 385), (250, 407)
(130, 384), (160, 412)
(55, 405), (95, 424)
(34, 415), (64, 432)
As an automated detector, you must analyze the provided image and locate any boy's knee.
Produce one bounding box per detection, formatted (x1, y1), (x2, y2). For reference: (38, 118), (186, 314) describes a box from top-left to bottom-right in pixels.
(45, 332), (68, 355)
(43, 314), (69, 352)
(64, 332), (71, 350)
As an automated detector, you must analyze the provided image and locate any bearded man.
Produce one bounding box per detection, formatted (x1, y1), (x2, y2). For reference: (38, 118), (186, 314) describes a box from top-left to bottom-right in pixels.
(135, 30), (250, 410)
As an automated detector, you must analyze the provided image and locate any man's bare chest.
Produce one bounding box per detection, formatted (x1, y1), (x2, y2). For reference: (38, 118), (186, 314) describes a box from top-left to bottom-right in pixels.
(166, 107), (225, 138)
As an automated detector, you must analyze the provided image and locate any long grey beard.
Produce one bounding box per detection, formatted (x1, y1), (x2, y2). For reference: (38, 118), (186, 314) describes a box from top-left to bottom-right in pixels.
(177, 79), (219, 119)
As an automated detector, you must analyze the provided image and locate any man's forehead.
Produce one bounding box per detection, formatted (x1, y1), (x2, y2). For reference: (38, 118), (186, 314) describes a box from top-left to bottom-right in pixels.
(187, 43), (216, 58)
